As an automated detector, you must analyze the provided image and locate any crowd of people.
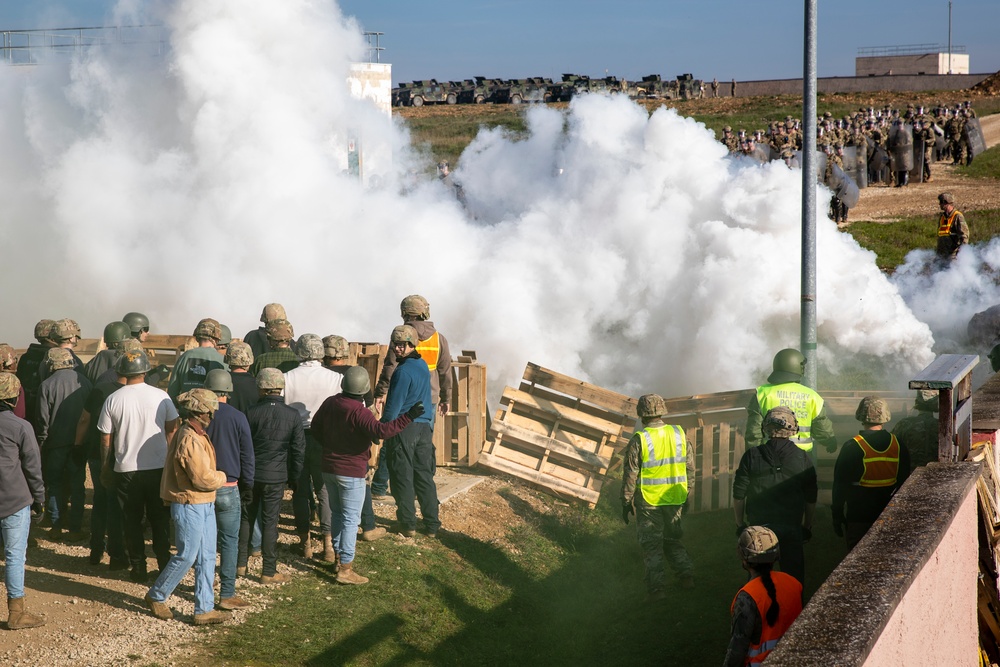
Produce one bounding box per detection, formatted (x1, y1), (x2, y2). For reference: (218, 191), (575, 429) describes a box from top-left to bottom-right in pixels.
(0, 295), (451, 627)
(621, 348), (940, 665)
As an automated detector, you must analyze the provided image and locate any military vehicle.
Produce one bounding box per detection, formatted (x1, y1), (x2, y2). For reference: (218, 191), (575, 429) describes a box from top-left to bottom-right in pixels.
(627, 74), (680, 100)
(454, 76), (503, 104)
(676, 74), (705, 100)
(403, 80), (456, 107)
(506, 77), (554, 104)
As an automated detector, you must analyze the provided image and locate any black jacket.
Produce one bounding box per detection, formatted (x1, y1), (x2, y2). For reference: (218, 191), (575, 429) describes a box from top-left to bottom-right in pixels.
(246, 395), (305, 485)
(733, 438), (817, 527)
(229, 372), (259, 414)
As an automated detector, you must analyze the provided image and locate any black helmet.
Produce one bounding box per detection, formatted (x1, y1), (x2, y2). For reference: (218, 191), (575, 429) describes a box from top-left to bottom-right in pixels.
(342, 366), (371, 396)
(122, 312), (150, 336)
(115, 349), (151, 377)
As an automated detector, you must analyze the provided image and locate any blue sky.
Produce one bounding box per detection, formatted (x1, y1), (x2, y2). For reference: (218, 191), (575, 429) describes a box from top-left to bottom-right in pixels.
(2, 0), (998, 84)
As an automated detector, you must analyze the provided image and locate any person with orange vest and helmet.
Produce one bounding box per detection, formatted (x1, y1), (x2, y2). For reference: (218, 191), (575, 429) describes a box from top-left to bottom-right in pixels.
(935, 192), (969, 261)
(744, 349), (837, 456)
(832, 396), (910, 550)
(723, 526), (803, 667)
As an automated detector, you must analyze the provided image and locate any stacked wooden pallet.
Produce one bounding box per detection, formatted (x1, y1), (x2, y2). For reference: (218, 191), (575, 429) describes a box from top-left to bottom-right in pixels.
(432, 351), (487, 467)
(479, 363), (638, 508)
(969, 442), (1000, 659)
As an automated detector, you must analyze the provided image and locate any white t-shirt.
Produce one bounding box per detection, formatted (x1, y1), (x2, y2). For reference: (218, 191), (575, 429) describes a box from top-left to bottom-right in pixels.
(284, 361), (344, 429)
(97, 382), (179, 472)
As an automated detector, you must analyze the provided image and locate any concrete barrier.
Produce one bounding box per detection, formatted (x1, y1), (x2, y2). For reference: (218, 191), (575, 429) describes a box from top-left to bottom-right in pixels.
(766, 462), (981, 666)
(731, 72), (992, 98)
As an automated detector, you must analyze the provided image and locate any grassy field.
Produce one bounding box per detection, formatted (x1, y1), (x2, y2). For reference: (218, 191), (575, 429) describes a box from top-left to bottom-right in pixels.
(181, 484), (847, 667)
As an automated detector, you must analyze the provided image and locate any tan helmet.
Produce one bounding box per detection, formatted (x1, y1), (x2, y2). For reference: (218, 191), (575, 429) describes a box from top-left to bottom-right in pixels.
(390, 325), (419, 347)
(914, 389), (939, 412)
(34, 319), (55, 342)
(322, 335), (350, 360)
(295, 334), (324, 361)
(260, 303), (287, 323)
(939, 192), (955, 205)
(120, 339), (145, 355)
(46, 347), (75, 372)
(265, 319), (294, 343)
(0, 344), (18, 370)
(49, 318), (79, 343)
(0, 373), (21, 400)
(762, 406), (798, 438)
(193, 318), (222, 341)
(855, 396), (891, 424)
(738, 526), (780, 565)
(636, 393), (667, 418)
(400, 295), (430, 320)
(256, 367), (285, 390)
(177, 388), (219, 415)
(225, 341), (254, 368)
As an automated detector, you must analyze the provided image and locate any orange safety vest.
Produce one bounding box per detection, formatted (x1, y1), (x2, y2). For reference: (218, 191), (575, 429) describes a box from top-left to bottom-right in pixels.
(853, 433), (900, 488)
(415, 331), (441, 371)
(731, 572), (803, 666)
(938, 210), (961, 236)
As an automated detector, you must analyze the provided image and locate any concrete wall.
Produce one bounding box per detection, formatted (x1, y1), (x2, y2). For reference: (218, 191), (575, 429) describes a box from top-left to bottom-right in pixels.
(347, 62), (392, 118)
(730, 72), (990, 98)
(856, 53), (970, 76)
(766, 463), (981, 667)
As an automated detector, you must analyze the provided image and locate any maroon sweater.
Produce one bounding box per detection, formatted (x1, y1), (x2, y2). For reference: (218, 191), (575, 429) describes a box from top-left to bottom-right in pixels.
(311, 394), (412, 478)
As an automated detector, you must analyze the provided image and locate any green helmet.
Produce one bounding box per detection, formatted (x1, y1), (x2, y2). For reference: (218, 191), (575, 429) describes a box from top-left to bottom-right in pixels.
(636, 393), (666, 418)
(115, 349), (151, 377)
(400, 294), (430, 320)
(738, 526), (780, 565)
(323, 335), (350, 360)
(295, 334), (324, 361)
(256, 368), (285, 390)
(0, 344), (18, 370)
(342, 366), (371, 396)
(219, 324), (233, 346)
(767, 348), (805, 383)
(225, 341), (254, 368)
(0, 373), (21, 400)
(122, 312), (150, 336)
(205, 369), (234, 394)
(855, 396), (890, 425)
(103, 321), (132, 348)
(34, 319), (55, 342)
(390, 325), (419, 346)
(46, 348), (75, 372)
(177, 388), (219, 415)
(762, 406), (798, 438)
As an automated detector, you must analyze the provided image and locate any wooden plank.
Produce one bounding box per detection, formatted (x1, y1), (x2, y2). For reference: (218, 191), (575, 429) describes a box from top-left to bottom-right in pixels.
(699, 426), (715, 513)
(500, 387), (626, 436)
(522, 362), (638, 416)
(478, 451), (601, 505)
(516, 383), (636, 438)
(467, 364), (485, 466)
(661, 389), (756, 416)
(718, 423), (733, 508)
(490, 421), (610, 469)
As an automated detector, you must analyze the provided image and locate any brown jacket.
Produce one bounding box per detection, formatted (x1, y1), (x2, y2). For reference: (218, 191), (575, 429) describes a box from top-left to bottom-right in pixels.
(160, 419), (227, 505)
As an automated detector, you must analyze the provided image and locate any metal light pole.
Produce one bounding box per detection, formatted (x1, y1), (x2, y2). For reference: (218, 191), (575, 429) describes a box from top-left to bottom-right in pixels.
(948, 1), (953, 74)
(801, 0), (818, 389)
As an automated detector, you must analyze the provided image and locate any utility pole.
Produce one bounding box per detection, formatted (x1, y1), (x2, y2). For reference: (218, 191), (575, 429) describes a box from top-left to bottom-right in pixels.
(948, 1), (953, 74)
(801, 0), (818, 389)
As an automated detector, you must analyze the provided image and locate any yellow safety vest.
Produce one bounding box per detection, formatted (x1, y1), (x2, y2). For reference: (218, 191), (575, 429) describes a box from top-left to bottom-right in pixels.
(637, 424), (688, 506)
(756, 383), (824, 452)
(938, 210), (961, 236)
(853, 433), (900, 488)
(415, 331), (441, 371)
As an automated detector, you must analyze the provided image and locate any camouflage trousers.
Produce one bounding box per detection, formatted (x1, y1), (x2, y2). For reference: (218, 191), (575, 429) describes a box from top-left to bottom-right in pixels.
(950, 138), (967, 164)
(636, 504), (693, 594)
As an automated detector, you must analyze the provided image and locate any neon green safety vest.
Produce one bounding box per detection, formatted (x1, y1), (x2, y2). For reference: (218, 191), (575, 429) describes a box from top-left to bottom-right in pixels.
(638, 424), (688, 506)
(756, 383), (824, 452)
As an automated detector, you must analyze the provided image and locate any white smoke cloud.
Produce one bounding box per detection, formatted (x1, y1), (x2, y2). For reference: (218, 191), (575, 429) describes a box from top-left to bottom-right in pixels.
(0, 0), (938, 401)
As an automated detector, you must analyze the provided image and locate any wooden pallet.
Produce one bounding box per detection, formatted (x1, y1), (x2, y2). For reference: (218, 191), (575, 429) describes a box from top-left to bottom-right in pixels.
(479, 362), (638, 508)
(432, 351), (487, 467)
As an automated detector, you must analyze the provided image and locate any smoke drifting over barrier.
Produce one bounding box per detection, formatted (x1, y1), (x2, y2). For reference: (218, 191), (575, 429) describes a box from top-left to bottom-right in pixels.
(0, 0), (939, 397)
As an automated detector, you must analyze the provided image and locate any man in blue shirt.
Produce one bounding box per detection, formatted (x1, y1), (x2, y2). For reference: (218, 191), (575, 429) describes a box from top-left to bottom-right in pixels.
(381, 325), (440, 537)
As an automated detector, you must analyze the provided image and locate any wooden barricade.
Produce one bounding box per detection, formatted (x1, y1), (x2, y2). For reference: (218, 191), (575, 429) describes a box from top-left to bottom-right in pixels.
(480, 362), (638, 508)
(433, 351), (488, 467)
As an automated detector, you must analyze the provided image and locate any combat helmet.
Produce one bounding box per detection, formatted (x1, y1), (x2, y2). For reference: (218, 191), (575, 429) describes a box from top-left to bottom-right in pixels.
(205, 369), (233, 395)
(323, 335), (350, 360)
(0, 344), (18, 370)
(219, 325), (233, 346)
(914, 389), (939, 412)
(342, 366), (371, 396)
(48, 318), (79, 344)
(637, 394), (667, 419)
(265, 319), (294, 343)
(193, 318), (222, 341)
(115, 349), (151, 377)
(122, 312), (149, 336)
(34, 319), (55, 343)
(225, 341), (254, 369)
(738, 526), (780, 565)
(767, 349), (805, 384)
(46, 348), (75, 372)
(762, 406), (798, 439)
(855, 396), (890, 425)
(103, 321), (132, 349)
(177, 388), (219, 415)
(295, 334), (324, 361)
(400, 295), (430, 320)
(390, 325), (419, 347)
(0, 373), (21, 401)
(260, 303), (286, 323)
(256, 368), (285, 391)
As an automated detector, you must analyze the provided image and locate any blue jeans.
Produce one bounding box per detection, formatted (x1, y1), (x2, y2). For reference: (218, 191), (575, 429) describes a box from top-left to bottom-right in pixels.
(44, 446), (86, 530)
(323, 474), (365, 565)
(214, 486), (241, 599)
(148, 502), (217, 615)
(360, 483), (376, 531)
(1, 505), (31, 599)
(88, 457), (126, 562)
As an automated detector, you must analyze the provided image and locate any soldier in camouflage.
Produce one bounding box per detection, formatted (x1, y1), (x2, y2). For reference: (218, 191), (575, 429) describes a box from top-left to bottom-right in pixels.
(912, 119), (935, 183)
(892, 390), (939, 471)
(620, 393), (695, 599)
(721, 126), (739, 154)
(947, 110), (966, 165)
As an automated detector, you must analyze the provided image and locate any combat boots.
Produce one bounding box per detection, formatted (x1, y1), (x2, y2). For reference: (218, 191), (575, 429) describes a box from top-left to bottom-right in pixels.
(299, 532), (313, 559)
(336, 563), (369, 585)
(6, 597), (45, 630)
(322, 535), (337, 563)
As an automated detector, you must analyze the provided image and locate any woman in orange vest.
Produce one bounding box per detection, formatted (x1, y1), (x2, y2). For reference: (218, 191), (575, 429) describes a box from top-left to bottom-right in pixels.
(723, 526), (803, 667)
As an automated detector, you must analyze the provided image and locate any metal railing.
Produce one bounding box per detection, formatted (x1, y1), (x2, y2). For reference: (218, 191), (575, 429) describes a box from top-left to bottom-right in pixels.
(858, 43), (967, 57)
(363, 31), (384, 63)
(1, 25), (165, 65)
